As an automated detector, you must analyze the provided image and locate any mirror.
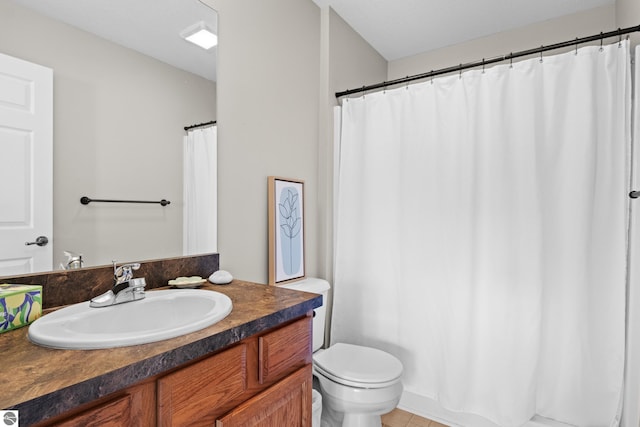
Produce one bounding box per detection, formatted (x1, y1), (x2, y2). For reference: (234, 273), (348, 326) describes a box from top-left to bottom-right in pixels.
(0, 0), (217, 274)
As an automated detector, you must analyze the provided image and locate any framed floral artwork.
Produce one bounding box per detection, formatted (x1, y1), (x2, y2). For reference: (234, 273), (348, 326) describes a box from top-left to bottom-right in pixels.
(268, 177), (305, 285)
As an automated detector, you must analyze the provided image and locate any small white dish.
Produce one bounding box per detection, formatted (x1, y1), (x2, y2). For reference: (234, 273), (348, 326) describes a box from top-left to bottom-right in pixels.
(168, 276), (206, 288)
(209, 270), (233, 285)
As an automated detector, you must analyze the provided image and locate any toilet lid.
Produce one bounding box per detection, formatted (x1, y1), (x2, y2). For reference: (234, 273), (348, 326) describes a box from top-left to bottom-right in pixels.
(313, 343), (403, 387)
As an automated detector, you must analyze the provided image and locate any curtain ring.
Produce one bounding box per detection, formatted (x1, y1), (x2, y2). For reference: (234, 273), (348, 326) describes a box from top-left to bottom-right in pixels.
(575, 38), (579, 55)
(482, 58), (485, 74)
(405, 76), (409, 90)
(430, 71), (434, 84)
(599, 32), (604, 52)
(459, 64), (462, 79)
(618, 28), (622, 47)
(509, 54), (513, 69)
(383, 81), (387, 94)
(361, 85), (366, 98)
(539, 47), (543, 63)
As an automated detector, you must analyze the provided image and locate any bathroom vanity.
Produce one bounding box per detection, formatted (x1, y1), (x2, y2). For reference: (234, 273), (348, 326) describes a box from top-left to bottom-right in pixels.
(0, 280), (321, 426)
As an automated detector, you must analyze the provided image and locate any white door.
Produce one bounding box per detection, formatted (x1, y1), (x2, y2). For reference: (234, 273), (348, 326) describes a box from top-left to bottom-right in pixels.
(0, 53), (53, 276)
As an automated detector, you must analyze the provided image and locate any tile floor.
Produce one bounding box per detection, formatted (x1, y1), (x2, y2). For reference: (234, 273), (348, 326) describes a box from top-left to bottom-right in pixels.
(382, 408), (449, 427)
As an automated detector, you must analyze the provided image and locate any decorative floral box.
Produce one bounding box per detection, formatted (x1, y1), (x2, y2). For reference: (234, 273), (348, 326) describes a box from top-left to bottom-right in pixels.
(0, 284), (42, 334)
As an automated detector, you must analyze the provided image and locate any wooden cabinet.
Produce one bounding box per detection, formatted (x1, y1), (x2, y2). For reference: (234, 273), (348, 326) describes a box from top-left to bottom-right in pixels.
(157, 315), (312, 427)
(259, 316), (312, 384)
(157, 342), (250, 426)
(39, 315), (313, 427)
(37, 381), (156, 427)
(217, 365), (312, 427)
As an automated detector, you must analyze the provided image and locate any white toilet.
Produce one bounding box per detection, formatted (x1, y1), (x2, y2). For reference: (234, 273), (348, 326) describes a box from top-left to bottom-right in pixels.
(282, 278), (403, 427)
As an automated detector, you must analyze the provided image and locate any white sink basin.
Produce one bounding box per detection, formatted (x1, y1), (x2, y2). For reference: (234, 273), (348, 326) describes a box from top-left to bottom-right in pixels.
(28, 289), (233, 350)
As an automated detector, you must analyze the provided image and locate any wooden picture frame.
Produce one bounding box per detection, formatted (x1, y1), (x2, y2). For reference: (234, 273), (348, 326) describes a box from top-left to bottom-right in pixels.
(268, 177), (305, 285)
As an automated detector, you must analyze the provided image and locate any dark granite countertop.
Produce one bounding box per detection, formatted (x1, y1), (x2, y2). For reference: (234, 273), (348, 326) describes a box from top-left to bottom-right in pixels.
(0, 280), (322, 426)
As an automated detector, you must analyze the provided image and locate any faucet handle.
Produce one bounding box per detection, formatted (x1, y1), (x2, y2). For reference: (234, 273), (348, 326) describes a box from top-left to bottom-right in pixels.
(113, 262), (141, 284)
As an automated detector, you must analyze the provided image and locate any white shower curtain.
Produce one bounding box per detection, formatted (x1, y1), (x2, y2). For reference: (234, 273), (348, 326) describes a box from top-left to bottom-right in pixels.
(332, 42), (631, 426)
(183, 125), (217, 255)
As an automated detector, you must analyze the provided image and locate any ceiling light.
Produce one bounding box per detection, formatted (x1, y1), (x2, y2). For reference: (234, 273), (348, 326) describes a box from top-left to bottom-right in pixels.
(181, 22), (217, 50)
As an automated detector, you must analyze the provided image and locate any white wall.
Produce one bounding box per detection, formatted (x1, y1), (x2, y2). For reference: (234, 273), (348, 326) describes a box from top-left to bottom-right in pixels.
(0, 1), (216, 269)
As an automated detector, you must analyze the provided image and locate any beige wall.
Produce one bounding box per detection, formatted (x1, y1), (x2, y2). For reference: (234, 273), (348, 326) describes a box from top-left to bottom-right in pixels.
(389, 5), (616, 80)
(327, 8), (388, 101)
(0, 1), (216, 269)
(616, 0), (640, 46)
(201, 0), (320, 283)
(200, 0), (386, 284)
(319, 8), (387, 281)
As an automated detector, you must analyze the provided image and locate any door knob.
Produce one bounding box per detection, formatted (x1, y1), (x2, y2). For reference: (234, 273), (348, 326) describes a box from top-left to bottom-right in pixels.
(25, 236), (49, 247)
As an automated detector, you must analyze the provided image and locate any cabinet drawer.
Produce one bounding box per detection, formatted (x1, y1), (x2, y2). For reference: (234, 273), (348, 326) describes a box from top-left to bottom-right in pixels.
(157, 343), (248, 427)
(259, 316), (312, 384)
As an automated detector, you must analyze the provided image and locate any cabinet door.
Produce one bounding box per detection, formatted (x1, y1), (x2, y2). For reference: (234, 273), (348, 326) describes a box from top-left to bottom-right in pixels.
(43, 382), (155, 427)
(216, 364), (312, 427)
(157, 343), (248, 427)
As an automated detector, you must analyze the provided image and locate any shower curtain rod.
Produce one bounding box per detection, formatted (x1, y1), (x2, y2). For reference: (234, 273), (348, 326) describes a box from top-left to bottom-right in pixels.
(335, 24), (640, 99)
(184, 120), (216, 131)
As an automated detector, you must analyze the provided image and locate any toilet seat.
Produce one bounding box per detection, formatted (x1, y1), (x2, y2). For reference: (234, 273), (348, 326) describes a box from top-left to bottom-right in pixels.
(313, 343), (403, 389)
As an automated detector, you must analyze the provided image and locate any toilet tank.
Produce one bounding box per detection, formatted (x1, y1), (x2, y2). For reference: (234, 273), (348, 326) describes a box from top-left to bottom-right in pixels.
(280, 278), (330, 352)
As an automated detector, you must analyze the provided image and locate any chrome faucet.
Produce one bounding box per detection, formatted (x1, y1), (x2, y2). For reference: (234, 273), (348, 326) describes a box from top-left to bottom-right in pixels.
(114, 262), (138, 284)
(89, 262), (147, 308)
